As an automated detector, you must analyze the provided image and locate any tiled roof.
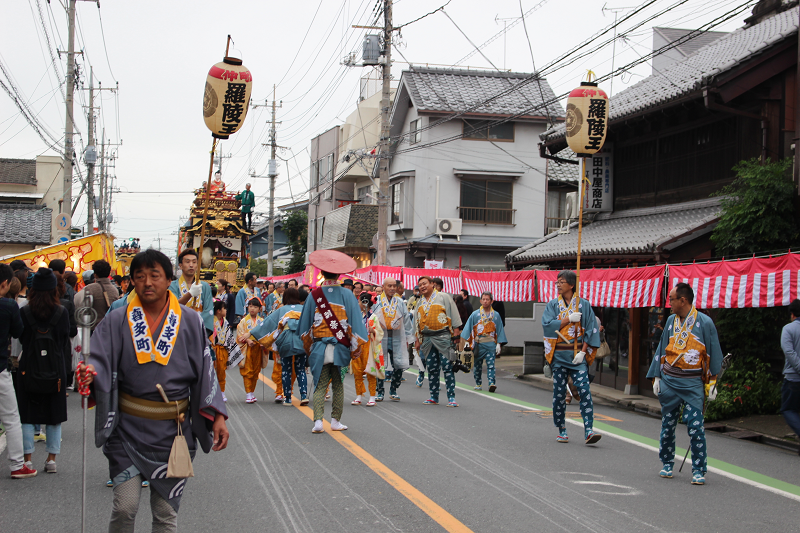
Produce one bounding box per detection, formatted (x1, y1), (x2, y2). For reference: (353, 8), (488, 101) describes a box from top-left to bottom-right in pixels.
(506, 198), (721, 264)
(402, 68), (565, 119)
(653, 27), (728, 59)
(542, 7), (799, 142)
(0, 204), (51, 244)
(0, 158), (37, 186)
(318, 204), (379, 250)
(547, 147), (579, 183)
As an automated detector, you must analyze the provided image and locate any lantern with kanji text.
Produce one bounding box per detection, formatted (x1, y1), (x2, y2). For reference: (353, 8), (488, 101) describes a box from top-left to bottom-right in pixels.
(203, 57), (253, 139)
(565, 73), (609, 157)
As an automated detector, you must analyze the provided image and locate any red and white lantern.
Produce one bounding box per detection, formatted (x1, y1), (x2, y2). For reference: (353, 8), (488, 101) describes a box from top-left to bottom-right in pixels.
(565, 77), (609, 157)
(203, 57), (253, 139)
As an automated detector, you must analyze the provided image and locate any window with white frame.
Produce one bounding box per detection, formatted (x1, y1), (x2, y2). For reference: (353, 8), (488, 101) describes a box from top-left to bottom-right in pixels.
(357, 184), (374, 204)
(391, 181), (403, 224)
(410, 119), (421, 144)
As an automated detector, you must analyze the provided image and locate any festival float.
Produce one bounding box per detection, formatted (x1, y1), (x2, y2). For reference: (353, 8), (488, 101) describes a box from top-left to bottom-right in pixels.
(115, 238), (141, 275)
(177, 172), (251, 288)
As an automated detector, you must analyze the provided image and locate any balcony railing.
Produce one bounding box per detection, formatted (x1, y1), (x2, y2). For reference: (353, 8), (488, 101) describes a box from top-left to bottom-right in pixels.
(546, 217), (570, 234)
(458, 207), (516, 225)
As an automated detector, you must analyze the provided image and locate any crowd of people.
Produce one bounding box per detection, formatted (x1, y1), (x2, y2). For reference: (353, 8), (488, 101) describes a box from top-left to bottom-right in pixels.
(5, 246), (798, 531)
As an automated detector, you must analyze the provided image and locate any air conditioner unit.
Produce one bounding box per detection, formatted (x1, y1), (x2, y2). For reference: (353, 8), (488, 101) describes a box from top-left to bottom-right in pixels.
(436, 218), (462, 238)
(565, 192), (579, 220)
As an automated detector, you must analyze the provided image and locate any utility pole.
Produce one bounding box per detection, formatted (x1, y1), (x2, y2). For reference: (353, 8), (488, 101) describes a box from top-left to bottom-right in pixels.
(376, 0), (392, 265)
(267, 85), (280, 277)
(62, 0), (77, 217)
(86, 68), (96, 235)
(98, 130), (105, 231)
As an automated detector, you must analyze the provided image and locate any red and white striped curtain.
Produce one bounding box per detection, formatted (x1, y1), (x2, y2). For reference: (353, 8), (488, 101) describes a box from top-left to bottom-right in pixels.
(269, 272), (303, 281)
(463, 270), (536, 302)
(537, 265), (664, 308)
(669, 254), (800, 308)
(403, 268), (463, 294)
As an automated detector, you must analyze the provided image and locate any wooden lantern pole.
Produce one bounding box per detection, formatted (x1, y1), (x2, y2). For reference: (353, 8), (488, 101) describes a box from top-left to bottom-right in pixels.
(574, 156), (588, 356)
(196, 138), (218, 283)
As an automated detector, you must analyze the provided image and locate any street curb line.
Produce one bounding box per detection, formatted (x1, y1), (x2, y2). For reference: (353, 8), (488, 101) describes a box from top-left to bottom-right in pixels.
(405, 369), (800, 502)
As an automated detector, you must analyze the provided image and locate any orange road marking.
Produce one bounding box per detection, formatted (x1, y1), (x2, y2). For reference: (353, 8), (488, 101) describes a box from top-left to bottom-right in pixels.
(258, 372), (474, 533)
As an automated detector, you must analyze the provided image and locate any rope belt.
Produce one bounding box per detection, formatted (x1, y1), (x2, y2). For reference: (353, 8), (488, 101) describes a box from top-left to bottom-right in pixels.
(119, 392), (189, 420)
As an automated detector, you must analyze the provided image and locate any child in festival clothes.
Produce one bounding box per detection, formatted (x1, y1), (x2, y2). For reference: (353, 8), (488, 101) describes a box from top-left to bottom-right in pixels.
(210, 300), (233, 402)
(249, 288), (305, 406)
(237, 298), (265, 404)
(351, 299), (383, 406)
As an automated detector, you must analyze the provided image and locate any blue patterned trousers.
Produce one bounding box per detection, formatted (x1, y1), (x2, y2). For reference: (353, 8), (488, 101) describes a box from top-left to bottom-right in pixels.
(426, 347), (456, 402)
(473, 343), (496, 387)
(552, 366), (594, 432)
(281, 354), (308, 401)
(659, 401), (707, 473)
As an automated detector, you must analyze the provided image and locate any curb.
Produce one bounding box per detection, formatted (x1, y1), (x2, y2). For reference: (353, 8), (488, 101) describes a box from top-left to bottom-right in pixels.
(515, 372), (800, 454)
(514, 373), (663, 419)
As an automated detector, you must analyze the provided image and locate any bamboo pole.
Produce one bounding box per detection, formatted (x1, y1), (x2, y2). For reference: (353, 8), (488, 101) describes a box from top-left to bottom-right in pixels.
(574, 156), (587, 356)
(196, 137), (218, 283)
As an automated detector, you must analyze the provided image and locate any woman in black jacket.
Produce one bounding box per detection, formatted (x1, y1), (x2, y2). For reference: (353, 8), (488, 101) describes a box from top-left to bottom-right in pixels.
(56, 272), (78, 391)
(15, 268), (71, 474)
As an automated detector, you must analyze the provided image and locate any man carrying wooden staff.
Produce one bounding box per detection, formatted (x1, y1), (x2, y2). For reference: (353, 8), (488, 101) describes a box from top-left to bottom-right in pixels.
(541, 270), (601, 445)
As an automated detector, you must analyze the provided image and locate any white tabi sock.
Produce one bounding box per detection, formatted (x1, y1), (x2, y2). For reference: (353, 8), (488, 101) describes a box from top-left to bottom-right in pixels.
(312, 420), (324, 432)
(355, 395), (362, 402)
(331, 418), (348, 431)
(369, 396), (376, 403)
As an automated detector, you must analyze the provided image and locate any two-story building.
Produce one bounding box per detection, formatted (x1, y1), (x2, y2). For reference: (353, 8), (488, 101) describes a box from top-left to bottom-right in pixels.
(508, 1), (800, 394)
(385, 67), (565, 269)
(0, 156), (65, 256)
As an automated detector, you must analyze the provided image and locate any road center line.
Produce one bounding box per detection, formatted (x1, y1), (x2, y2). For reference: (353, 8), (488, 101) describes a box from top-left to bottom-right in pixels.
(258, 373), (474, 533)
(404, 369), (800, 502)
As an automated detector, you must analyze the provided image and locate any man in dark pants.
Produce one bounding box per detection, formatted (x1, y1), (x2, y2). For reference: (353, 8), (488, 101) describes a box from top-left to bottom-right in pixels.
(780, 299), (800, 454)
(236, 183), (255, 231)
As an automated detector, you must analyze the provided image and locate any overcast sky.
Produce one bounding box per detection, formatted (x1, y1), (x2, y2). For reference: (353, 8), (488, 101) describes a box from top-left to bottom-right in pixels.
(1, 0), (752, 254)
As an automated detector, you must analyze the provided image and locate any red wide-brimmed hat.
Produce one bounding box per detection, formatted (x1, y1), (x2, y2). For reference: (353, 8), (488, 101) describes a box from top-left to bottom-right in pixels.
(308, 250), (357, 275)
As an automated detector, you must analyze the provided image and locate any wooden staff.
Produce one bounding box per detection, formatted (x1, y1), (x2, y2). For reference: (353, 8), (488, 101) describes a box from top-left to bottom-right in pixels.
(574, 156), (588, 356)
(196, 137), (218, 283)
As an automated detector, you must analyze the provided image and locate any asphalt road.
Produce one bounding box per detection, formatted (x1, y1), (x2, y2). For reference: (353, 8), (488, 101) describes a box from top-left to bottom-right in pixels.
(1, 361), (798, 532)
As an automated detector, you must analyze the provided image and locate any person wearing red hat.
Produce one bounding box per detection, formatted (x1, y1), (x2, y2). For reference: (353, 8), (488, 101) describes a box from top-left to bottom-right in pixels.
(299, 251), (368, 433)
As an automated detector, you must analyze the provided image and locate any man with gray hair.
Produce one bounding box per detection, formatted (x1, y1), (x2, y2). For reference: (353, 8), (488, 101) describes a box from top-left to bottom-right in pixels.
(461, 291), (507, 393)
(235, 183), (255, 230)
(264, 281), (286, 316)
(542, 270), (602, 445)
(372, 277), (413, 402)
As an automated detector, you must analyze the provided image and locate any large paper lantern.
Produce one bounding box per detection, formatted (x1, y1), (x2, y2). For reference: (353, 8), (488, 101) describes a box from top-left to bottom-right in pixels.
(565, 77), (609, 157)
(203, 57), (253, 139)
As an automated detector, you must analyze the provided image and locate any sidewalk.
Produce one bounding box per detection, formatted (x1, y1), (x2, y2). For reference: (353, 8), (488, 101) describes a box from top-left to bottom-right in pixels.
(496, 355), (799, 453)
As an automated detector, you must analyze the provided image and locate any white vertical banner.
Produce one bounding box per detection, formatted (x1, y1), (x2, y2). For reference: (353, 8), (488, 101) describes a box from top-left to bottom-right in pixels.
(584, 143), (613, 213)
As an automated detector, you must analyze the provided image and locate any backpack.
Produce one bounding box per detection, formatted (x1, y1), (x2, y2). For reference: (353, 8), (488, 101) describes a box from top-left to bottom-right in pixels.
(20, 306), (64, 395)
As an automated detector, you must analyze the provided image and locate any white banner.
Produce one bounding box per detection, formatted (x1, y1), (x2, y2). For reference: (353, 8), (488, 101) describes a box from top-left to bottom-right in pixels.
(192, 236), (242, 251)
(424, 259), (444, 269)
(583, 144), (613, 213)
